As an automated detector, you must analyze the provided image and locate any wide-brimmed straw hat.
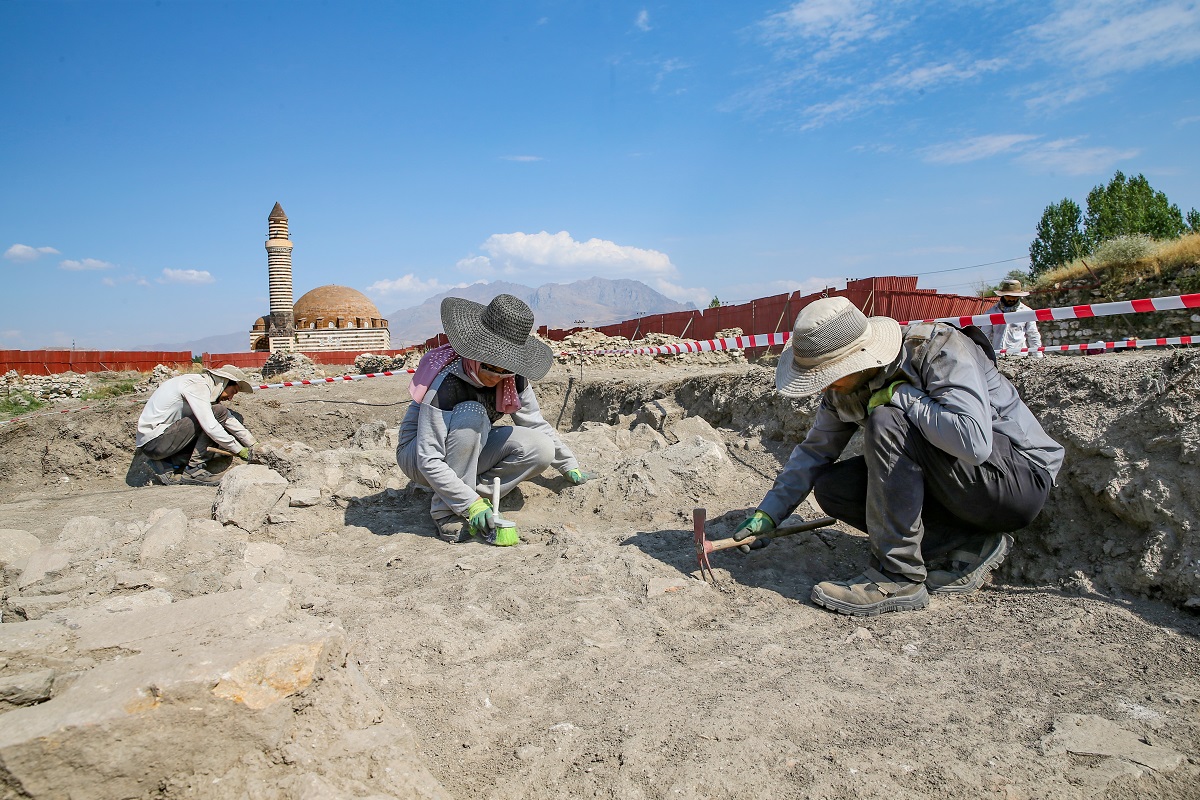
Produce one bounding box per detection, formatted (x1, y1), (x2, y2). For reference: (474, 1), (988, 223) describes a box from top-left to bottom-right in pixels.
(775, 297), (902, 398)
(994, 279), (1030, 297)
(440, 293), (553, 380)
(205, 364), (255, 400)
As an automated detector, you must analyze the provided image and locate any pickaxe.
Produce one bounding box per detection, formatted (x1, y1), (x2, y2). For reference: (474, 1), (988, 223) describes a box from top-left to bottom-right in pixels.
(692, 506), (835, 583)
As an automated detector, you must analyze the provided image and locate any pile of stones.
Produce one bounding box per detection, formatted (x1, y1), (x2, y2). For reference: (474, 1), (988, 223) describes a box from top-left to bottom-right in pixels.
(143, 364), (178, 388)
(551, 328), (749, 369)
(353, 351), (422, 374)
(260, 352), (321, 380)
(1, 370), (94, 404)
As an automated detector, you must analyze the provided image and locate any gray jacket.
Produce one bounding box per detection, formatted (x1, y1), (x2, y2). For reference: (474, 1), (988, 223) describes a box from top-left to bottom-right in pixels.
(759, 322), (1064, 525)
(397, 363), (579, 516)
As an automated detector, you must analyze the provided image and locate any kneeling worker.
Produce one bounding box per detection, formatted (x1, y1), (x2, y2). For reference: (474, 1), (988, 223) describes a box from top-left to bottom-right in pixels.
(736, 297), (1063, 616)
(136, 364), (258, 486)
(397, 294), (588, 546)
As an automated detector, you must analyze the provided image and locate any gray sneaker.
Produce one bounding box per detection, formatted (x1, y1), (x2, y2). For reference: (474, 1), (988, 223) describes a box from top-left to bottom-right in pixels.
(146, 459), (181, 486)
(926, 533), (1013, 595)
(180, 467), (222, 486)
(432, 515), (471, 544)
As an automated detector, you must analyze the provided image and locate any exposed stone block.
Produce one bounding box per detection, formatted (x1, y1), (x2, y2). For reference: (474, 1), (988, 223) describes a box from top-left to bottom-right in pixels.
(212, 465), (288, 532)
(0, 529), (41, 567)
(139, 508), (188, 564)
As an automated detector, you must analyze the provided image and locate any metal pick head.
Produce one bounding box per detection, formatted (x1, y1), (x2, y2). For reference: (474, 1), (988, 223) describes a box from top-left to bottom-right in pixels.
(693, 507), (715, 583)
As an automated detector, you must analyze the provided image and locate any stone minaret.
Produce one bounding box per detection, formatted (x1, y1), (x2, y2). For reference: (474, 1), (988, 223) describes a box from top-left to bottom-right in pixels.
(265, 202), (295, 352)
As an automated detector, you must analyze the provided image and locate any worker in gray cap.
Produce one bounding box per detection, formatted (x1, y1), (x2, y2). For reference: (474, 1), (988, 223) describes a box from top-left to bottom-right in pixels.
(135, 365), (258, 486)
(736, 297), (1063, 616)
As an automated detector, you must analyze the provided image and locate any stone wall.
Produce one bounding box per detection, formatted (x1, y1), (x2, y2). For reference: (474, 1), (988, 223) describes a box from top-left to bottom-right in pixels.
(1034, 263), (1200, 349)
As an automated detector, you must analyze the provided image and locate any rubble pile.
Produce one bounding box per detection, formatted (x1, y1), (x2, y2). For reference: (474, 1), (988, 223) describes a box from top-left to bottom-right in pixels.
(141, 364), (179, 389)
(551, 328), (749, 369)
(353, 351), (422, 374)
(260, 352), (321, 380)
(1, 370), (94, 404)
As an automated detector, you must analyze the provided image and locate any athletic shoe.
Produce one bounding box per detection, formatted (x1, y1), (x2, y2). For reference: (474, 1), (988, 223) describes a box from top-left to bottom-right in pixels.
(811, 568), (929, 616)
(926, 533), (1013, 595)
(180, 467), (222, 486)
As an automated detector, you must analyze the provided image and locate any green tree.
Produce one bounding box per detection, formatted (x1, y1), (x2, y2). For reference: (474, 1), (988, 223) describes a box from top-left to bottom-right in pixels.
(708, 296), (722, 308)
(1187, 208), (1200, 234)
(1083, 171), (1186, 249)
(1029, 198), (1084, 278)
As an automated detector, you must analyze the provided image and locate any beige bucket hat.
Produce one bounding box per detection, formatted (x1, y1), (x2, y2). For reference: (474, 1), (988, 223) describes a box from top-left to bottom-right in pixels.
(775, 297), (902, 398)
(205, 364), (255, 400)
(994, 279), (1030, 297)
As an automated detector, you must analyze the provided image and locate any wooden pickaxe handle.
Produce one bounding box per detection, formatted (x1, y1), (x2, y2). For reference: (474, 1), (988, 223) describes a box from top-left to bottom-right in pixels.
(707, 515), (836, 553)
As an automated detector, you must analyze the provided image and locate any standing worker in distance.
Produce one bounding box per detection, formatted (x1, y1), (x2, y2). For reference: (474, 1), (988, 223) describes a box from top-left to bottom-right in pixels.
(397, 294), (590, 546)
(980, 278), (1044, 358)
(136, 365), (258, 486)
(735, 297), (1063, 616)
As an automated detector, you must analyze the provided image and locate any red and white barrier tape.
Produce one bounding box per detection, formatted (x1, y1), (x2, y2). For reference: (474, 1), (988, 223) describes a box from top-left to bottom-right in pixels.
(898, 292), (1200, 327)
(0, 370), (419, 426)
(576, 292), (1200, 357)
(1001, 335), (1195, 355)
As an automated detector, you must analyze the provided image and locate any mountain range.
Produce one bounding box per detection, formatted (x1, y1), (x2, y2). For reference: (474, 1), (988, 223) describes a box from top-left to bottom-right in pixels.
(136, 278), (692, 354)
(384, 277), (693, 346)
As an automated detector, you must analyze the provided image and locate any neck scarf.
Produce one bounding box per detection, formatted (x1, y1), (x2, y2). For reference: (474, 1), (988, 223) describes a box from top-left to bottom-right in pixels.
(409, 344), (522, 414)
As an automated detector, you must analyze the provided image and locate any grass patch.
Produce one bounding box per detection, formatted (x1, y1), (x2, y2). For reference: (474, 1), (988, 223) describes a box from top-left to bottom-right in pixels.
(1034, 232), (1200, 289)
(0, 391), (46, 417)
(82, 380), (139, 401)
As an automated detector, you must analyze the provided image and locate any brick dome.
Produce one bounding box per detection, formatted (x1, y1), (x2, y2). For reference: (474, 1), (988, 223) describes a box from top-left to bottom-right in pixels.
(293, 285), (387, 330)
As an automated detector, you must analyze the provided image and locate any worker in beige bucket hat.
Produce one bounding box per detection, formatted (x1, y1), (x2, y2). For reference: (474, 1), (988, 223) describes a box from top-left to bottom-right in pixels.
(135, 364), (259, 486)
(980, 278), (1044, 359)
(735, 297), (1064, 616)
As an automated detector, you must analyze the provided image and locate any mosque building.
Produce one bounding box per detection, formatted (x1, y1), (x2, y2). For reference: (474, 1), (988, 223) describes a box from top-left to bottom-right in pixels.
(249, 203), (391, 352)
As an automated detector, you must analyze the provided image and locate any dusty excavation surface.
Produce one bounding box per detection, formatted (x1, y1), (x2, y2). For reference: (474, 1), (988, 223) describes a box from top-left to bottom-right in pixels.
(1, 351), (1199, 799)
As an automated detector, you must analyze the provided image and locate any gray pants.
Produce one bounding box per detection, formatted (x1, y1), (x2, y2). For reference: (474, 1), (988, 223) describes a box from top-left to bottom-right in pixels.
(139, 403), (233, 469)
(812, 406), (1052, 582)
(401, 401), (555, 520)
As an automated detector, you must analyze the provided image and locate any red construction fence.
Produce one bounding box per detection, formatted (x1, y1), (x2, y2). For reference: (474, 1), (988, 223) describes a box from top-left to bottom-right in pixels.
(0, 350), (193, 376)
(2, 278), (991, 375)
(420, 276), (992, 357)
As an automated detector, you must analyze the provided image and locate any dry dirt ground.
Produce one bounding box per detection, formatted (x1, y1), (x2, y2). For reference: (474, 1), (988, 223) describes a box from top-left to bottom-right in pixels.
(1, 351), (1199, 800)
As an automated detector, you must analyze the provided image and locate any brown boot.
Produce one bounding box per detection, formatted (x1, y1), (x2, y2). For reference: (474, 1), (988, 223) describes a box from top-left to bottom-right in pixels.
(811, 568), (929, 616)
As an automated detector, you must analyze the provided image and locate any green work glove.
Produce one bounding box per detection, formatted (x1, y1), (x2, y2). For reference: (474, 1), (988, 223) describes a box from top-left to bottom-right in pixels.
(734, 510), (775, 554)
(867, 380), (907, 415)
(236, 447), (251, 461)
(466, 498), (494, 536)
(566, 469), (591, 485)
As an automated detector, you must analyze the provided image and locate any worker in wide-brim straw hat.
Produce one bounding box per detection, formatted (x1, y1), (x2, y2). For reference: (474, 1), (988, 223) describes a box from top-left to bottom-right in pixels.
(980, 277), (1044, 359)
(397, 293), (590, 546)
(135, 364), (258, 486)
(734, 296), (1064, 616)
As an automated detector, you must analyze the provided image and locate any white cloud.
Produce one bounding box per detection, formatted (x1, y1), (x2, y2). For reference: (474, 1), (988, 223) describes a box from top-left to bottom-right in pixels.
(1177, 115), (1200, 127)
(763, 0), (893, 56)
(160, 268), (214, 284)
(635, 9), (651, 32)
(60, 258), (114, 271)
(367, 274), (470, 296)
(4, 244), (59, 262)
(1026, 0), (1200, 77)
(1014, 137), (1139, 175)
(0, 329), (21, 341)
(478, 230), (676, 276)
(101, 273), (151, 288)
(921, 134), (1041, 165)
(500, 155), (543, 162)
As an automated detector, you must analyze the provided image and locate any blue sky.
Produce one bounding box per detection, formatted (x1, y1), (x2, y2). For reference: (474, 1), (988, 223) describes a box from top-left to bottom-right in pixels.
(3, 0), (1199, 349)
